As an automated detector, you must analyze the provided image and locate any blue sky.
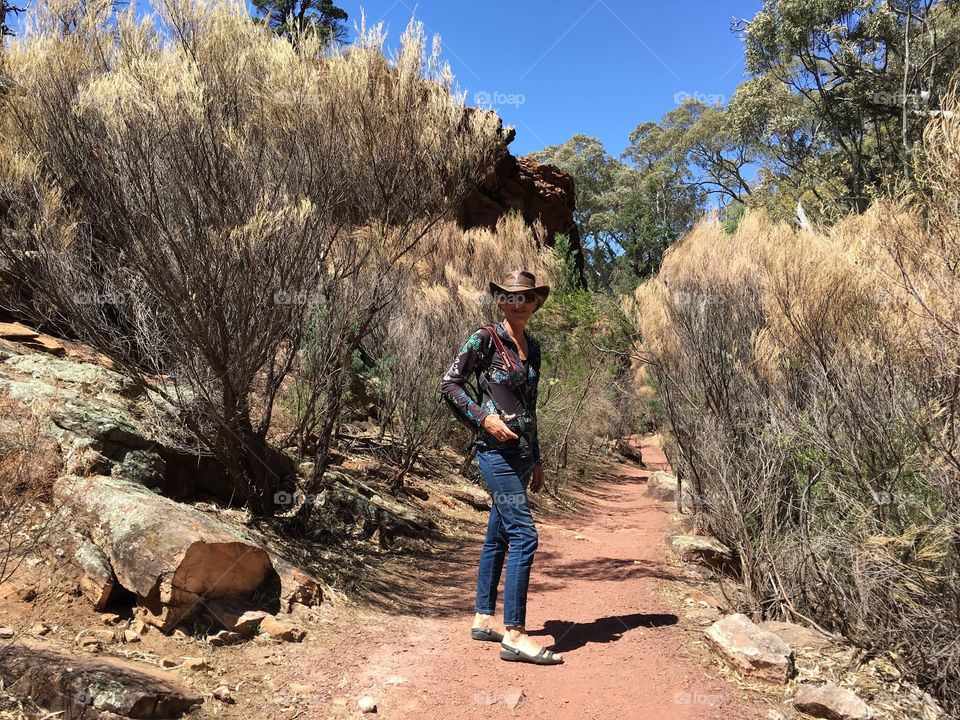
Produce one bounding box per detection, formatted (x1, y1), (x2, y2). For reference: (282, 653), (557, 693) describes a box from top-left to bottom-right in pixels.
(10, 0), (762, 157)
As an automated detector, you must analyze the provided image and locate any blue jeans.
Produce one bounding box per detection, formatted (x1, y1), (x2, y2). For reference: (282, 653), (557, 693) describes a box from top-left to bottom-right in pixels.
(474, 448), (539, 627)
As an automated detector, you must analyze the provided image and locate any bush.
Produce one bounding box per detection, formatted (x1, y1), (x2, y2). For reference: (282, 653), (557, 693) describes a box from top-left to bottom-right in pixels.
(0, 0), (502, 515)
(629, 89), (960, 711)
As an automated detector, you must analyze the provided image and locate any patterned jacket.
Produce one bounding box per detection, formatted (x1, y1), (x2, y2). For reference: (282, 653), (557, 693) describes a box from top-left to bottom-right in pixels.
(440, 320), (542, 463)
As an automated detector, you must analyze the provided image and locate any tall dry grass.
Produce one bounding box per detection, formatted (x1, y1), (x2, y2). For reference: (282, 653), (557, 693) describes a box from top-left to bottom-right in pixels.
(628, 93), (960, 712)
(0, 0), (503, 515)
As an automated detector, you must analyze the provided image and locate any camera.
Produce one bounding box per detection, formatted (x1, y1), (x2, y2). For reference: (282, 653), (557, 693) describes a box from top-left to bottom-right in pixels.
(503, 413), (536, 458)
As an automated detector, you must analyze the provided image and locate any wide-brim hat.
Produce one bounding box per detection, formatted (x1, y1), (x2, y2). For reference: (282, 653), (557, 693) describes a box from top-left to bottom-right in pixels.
(489, 270), (550, 310)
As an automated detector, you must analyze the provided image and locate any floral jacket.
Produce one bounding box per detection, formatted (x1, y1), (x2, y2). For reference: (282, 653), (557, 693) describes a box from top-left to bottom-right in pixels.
(440, 320), (542, 463)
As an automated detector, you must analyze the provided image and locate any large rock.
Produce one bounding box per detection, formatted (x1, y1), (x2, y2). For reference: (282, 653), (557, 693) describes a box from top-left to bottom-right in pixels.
(669, 534), (734, 569)
(646, 471), (680, 502)
(0, 347), (237, 501)
(459, 134), (584, 278)
(54, 475), (272, 630)
(0, 639), (202, 718)
(705, 613), (796, 684)
(760, 620), (835, 651)
(794, 683), (872, 720)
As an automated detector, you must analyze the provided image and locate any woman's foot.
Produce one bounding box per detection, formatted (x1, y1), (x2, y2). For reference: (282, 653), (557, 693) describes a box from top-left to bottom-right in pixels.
(501, 626), (563, 662)
(472, 612), (505, 637)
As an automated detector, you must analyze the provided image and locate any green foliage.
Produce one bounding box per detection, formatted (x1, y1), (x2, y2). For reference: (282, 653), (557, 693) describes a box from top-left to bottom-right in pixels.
(530, 134), (699, 293)
(251, 0), (348, 45)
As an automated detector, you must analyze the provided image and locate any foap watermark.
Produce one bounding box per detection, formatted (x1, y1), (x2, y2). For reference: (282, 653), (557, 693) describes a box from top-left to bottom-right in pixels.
(674, 90), (727, 106)
(272, 288), (323, 307)
(673, 690), (726, 706)
(474, 90), (526, 108)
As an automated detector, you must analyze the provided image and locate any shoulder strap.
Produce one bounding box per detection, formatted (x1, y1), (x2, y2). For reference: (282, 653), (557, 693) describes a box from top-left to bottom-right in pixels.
(479, 324), (515, 374)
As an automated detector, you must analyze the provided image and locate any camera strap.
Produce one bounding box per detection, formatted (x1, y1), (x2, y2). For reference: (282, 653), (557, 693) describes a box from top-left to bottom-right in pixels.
(477, 324), (534, 419)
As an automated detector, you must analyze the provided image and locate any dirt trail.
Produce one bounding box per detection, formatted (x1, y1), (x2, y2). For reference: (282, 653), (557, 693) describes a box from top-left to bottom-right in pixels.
(281, 460), (771, 720)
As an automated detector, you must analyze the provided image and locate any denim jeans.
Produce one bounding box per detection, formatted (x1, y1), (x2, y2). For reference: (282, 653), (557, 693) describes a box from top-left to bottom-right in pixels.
(474, 448), (539, 628)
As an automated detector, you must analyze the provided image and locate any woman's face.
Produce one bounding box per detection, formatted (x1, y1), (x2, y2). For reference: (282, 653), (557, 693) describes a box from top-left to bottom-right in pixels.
(498, 292), (538, 322)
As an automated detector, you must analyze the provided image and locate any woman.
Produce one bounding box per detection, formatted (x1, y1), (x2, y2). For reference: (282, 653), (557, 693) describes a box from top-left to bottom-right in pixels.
(439, 270), (564, 666)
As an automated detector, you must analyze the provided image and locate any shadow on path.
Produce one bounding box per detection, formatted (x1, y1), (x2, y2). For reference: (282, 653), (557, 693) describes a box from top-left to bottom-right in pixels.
(533, 612), (678, 653)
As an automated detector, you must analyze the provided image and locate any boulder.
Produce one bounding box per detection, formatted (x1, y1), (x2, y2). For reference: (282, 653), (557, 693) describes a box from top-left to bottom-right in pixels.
(259, 617), (306, 642)
(53, 522), (118, 610)
(204, 599), (267, 636)
(705, 613), (796, 684)
(646, 471), (680, 502)
(669, 534), (734, 569)
(270, 557), (324, 613)
(615, 434), (643, 462)
(760, 620), (835, 651)
(54, 475), (272, 631)
(794, 683), (872, 720)
(0, 639), (202, 718)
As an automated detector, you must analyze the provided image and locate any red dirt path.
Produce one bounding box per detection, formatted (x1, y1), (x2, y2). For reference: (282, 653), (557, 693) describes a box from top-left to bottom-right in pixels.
(281, 460), (772, 720)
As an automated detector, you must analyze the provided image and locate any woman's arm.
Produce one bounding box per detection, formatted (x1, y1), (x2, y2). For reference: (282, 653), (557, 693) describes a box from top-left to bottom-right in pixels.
(440, 327), (493, 431)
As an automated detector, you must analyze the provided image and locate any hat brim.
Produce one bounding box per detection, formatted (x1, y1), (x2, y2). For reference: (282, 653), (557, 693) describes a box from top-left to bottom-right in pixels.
(489, 282), (550, 310)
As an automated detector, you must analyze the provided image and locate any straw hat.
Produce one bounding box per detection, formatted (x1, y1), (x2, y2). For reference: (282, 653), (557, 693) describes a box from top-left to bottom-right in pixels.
(489, 270), (550, 310)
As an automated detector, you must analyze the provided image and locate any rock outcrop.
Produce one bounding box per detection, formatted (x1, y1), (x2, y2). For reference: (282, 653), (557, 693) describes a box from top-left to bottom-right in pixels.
(0, 640), (203, 718)
(459, 126), (584, 279)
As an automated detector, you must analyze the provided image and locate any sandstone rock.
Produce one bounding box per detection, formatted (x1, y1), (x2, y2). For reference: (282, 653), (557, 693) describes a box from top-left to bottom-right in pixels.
(449, 485), (492, 511)
(0, 323), (65, 356)
(76, 636), (102, 650)
(122, 630), (142, 644)
(460, 145), (583, 263)
(54, 475), (272, 631)
(669, 534), (734, 568)
(128, 619), (149, 636)
(760, 620), (834, 651)
(0, 639), (202, 718)
(0, 627), (14, 639)
(646, 471), (679, 502)
(357, 695), (377, 713)
(503, 687), (525, 709)
(269, 556), (324, 613)
(213, 685), (236, 704)
(204, 599), (267, 636)
(207, 630), (243, 647)
(259, 617), (306, 642)
(794, 683), (872, 720)
(705, 613), (795, 684)
(182, 657), (210, 672)
(57, 524), (117, 610)
(30, 622), (50, 636)
(615, 435), (643, 462)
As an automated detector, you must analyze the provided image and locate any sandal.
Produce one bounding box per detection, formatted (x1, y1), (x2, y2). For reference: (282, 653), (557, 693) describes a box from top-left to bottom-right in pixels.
(499, 641), (564, 665)
(471, 626), (505, 642)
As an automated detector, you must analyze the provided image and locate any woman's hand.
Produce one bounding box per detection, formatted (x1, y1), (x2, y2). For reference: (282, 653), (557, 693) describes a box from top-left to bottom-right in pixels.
(529, 464), (545, 493)
(482, 413), (519, 442)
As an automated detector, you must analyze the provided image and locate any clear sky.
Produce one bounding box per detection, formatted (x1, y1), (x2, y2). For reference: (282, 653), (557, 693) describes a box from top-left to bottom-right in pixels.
(10, 0), (762, 158)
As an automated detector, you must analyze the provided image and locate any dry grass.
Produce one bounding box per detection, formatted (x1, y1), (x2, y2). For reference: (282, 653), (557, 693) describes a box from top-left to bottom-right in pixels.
(628, 92), (960, 715)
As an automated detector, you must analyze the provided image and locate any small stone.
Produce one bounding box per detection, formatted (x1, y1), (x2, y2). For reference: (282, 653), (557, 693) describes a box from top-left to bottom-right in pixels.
(574, 534), (586, 540)
(100, 613), (122, 625)
(794, 683), (872, 720)
(76, 636), (101, 650)
(122, 630), (142, 644)
(357, 696), (377, 713)
(182, 657), (210, 671)
(669, 535), (733, 568)
(503, 687), (525, 709)
(158, 657), (179, 669)
(332, 697), (349, 707)
(207, 630), (242, 647)
(0, 627), (15, 639)
(259, 617), (306, 642)
(30, 622), (50, 636)
(384, 676), (406, 686)
(128, 619), (148, 636)
(288, 683), (316, 694)
(213, 685), (235, 704)
(92, 629), (116, 644)
(474, 690), (498, 706)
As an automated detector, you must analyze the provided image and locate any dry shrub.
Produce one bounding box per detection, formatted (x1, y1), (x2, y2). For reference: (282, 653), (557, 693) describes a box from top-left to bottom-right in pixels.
(630, 93), (960, 710)
(0, 391), (61, 585)
(0, 0), (502, 515)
